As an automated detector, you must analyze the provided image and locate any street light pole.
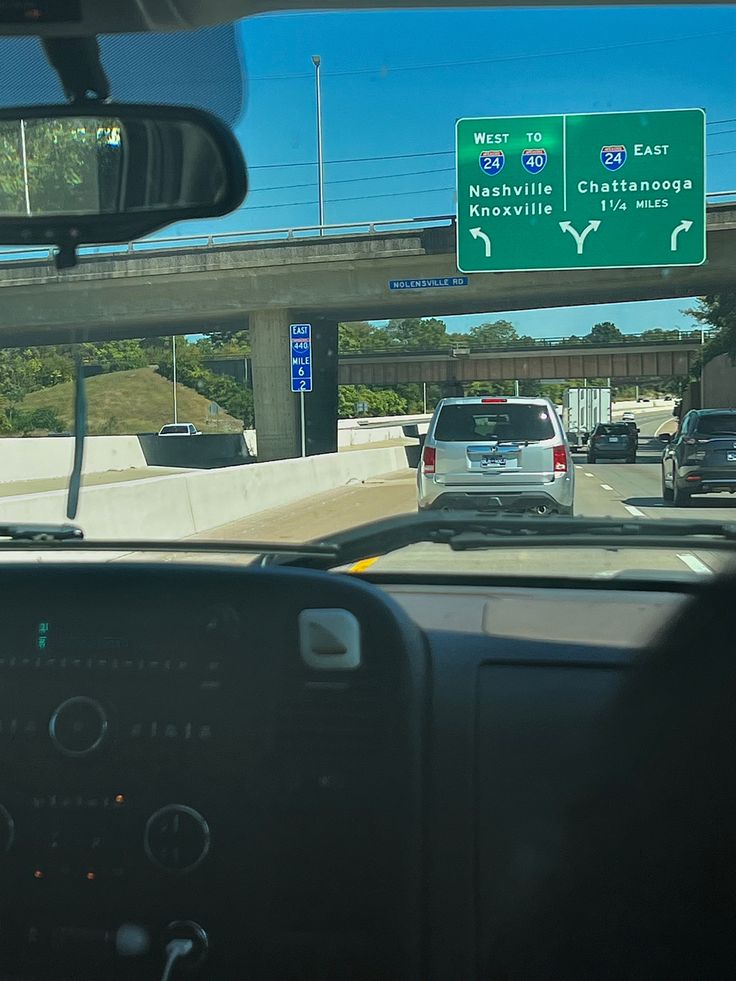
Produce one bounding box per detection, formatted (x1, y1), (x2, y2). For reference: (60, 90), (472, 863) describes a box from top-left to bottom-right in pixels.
(172, 335), (178, 423)
(312, 55), (325, 234)
(701, 327), (706, 408)
(19, 119), (31, 216)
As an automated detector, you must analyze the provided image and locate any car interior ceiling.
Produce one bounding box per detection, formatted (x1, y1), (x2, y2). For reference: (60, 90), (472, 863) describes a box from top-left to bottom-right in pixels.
(0, 2), (733, 981)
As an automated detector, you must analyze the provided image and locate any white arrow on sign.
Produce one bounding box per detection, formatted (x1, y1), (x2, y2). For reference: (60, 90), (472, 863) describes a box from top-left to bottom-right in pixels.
(670, 219), (693, 252)
(558, 220), (601, 255)
(470, 226), (492, 257)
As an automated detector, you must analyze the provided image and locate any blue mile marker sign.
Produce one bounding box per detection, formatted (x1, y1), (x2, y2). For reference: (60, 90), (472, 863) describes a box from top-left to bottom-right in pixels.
(290, 323), (312, 393)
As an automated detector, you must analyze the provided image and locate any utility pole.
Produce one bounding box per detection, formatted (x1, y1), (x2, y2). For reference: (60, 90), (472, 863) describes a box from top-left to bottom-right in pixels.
(172, 336), (178, 423)
(701, 327), (706, 408)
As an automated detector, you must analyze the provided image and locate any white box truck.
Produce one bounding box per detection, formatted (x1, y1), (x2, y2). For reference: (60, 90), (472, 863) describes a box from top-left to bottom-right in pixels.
(563, 387), (612, 449)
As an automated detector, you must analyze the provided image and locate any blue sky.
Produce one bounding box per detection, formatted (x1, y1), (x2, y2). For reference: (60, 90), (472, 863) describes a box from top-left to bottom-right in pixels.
(202, 4), (735, 337)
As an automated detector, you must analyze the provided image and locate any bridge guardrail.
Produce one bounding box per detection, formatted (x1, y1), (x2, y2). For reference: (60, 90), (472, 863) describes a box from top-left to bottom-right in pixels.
(0, 192), (733, 264)
(338, 332), (713, 358)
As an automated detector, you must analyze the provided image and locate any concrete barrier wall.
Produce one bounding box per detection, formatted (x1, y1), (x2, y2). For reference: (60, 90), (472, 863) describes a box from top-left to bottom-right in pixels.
(0, 436), (146, 483)
(338, 426), (407, 447)
(338, 414), (432, 430)
(244, 423), (426, 454)
(0, 445), (411, 541)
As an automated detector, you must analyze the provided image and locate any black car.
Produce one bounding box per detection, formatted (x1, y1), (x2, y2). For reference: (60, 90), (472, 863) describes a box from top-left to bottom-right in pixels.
(587, 423), (637, 463)
(661, 408), (736, 506)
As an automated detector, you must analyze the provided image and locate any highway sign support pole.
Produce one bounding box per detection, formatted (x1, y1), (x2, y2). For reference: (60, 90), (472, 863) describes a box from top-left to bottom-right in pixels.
(300, 390), (306, 457)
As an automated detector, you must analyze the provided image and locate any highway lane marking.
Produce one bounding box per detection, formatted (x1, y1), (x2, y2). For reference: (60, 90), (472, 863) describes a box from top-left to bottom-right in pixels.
(655, 418), (677, 437)
(584, 472), (595, 477)
(600, 484), (614, 491)
(349, 556), (379, 573)
(624, 504), (646, 518)
(677, 553), (713, 576)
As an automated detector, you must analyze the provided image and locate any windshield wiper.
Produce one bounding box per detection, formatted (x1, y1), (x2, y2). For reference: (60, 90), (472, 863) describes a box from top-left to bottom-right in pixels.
(0, 523), (84, 542)
(259, 512), (736, 570)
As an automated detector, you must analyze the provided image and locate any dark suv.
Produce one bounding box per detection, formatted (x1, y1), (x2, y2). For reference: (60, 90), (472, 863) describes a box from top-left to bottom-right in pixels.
(661, 409), (736, 507)
(587, 423), (637, 464)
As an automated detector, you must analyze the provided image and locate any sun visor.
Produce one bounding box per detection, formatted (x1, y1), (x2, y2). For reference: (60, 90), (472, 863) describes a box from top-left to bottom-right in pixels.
(0, 25), (244, 127)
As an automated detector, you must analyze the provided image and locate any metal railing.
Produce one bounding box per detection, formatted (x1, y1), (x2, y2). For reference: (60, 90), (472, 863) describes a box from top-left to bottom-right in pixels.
(0, 214), (455, 264)
(0, 191), (733, 265)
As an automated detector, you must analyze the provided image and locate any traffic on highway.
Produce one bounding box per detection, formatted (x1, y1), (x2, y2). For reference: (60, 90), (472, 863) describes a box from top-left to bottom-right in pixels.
(203, 402), (735, 579)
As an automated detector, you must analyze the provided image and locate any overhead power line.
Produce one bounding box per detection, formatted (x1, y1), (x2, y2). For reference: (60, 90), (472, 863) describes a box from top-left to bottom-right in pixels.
(247, 30), (736, 80)
(247, 119), (736, 173)
(248, 165), (454, 193)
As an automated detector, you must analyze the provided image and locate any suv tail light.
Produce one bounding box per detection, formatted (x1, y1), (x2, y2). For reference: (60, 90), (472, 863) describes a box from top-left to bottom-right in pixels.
(481, 397), (507, 403)
(422, 446), (436, 474)
(553, 445), (568, 473)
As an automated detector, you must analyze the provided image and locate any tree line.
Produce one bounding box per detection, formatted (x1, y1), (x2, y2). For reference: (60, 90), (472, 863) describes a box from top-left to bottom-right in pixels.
(0, 297), (730, 433)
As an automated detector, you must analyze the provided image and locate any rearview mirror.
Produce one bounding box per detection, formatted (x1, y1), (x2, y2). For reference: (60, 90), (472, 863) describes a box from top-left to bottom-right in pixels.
(0, 103), (246, 266)
(659, 433), (672, 443)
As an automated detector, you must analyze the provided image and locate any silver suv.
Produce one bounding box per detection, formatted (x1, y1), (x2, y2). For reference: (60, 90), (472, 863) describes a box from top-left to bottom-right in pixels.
(417, 396), (574, 515)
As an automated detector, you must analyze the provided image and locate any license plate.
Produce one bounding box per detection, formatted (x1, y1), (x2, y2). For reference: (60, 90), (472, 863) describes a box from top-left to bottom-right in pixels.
(608, 437), (619, 443)
(728, 452), (736, 462)
(481, 455), (517, 469)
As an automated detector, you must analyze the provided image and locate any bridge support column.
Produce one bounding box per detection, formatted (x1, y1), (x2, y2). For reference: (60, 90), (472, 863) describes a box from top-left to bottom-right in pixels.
(250, 311), (338, 462)
(250, 310), (300, 461)
(304, 319), (338, 457)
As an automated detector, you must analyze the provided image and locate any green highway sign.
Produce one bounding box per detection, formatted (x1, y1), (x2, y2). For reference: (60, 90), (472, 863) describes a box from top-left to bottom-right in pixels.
(455, 108), (706, 273)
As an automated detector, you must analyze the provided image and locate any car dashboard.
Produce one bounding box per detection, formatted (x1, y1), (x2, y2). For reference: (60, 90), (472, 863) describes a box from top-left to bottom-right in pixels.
(0, 562), (690, 981)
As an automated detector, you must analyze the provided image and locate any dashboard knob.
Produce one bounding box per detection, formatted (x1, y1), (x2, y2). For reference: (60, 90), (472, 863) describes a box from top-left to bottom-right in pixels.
(48, 697), (108, 757)
(0, 804), (15, 854)
(144, 804), (210, 873)
(202, 604), (239, 642)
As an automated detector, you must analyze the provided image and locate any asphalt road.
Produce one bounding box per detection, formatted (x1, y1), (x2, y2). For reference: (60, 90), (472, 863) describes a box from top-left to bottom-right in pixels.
(202, 408), (736, 579)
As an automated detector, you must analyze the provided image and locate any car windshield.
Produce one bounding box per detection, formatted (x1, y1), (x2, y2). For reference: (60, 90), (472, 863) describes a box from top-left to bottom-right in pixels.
(0, 2), (734, 582)
(434, 403), (555, 441)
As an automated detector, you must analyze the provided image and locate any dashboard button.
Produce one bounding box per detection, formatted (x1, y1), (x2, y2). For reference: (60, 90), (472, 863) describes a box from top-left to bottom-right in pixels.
(49, 697), (108, 757)
(144, 804), (210, 873)
(0, 804), (15, 854)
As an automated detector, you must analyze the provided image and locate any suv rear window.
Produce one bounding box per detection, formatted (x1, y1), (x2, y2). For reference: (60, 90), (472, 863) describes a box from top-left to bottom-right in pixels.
(161, 425), (190, 434)
(694, 413), (736, 436)
(434, 403), (555, 442)
(595, 424), (630, 436)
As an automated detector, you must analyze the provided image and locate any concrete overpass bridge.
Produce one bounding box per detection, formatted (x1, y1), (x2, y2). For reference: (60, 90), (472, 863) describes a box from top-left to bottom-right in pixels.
(338, 336), (702, 385)
(0, 199), (733, 460)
